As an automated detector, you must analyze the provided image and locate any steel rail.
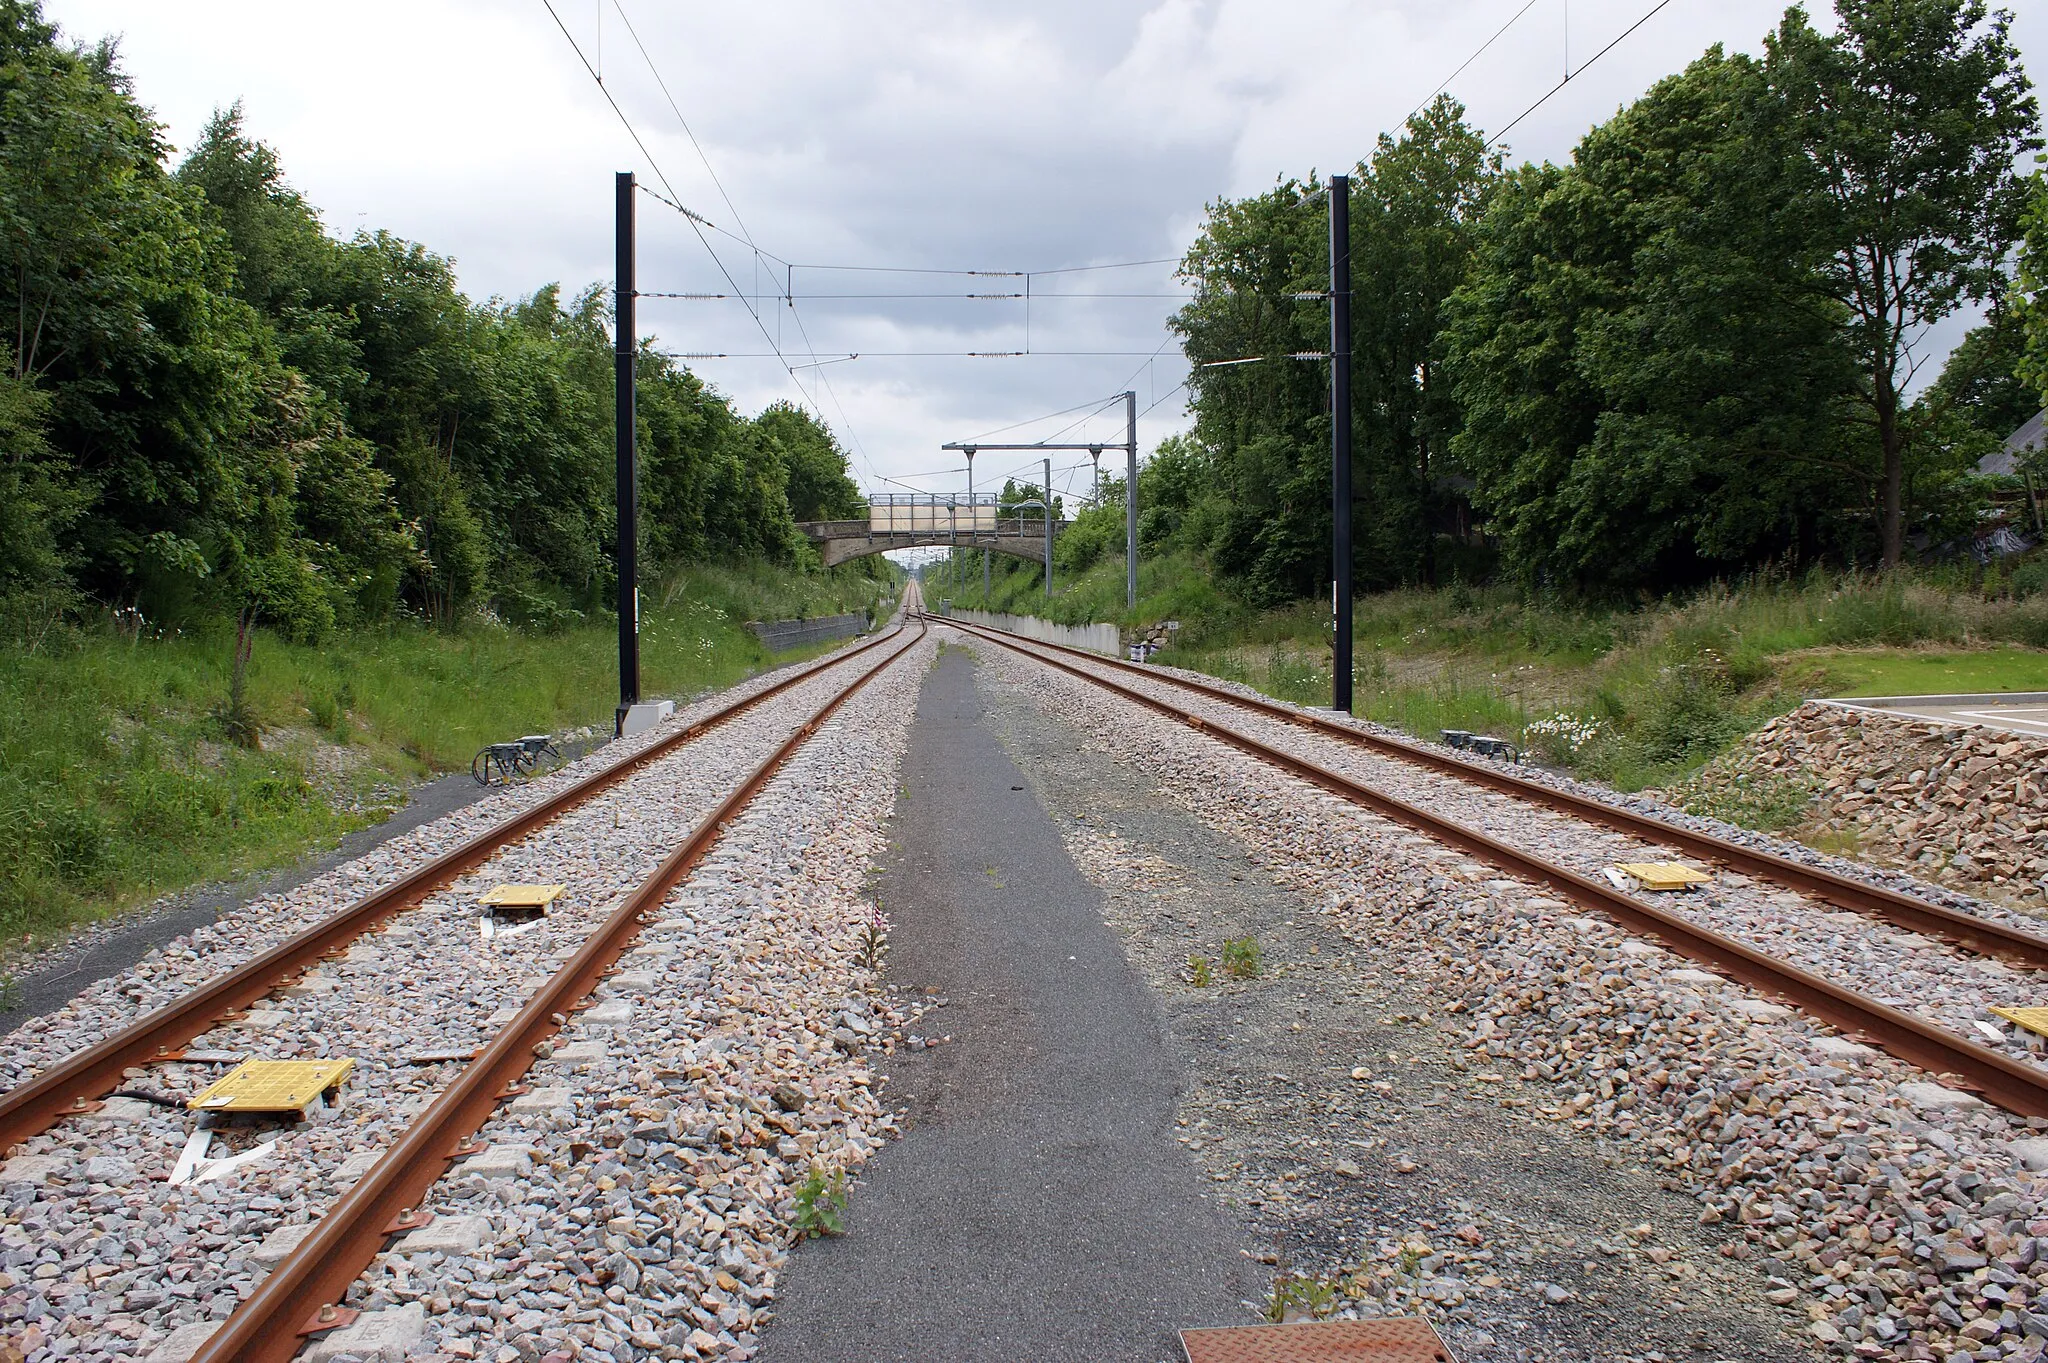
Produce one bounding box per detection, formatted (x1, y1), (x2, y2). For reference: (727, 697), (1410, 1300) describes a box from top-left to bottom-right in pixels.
(0, 624), (907, 1155)
(939, 616), (2048, 1118)
(190, 619), (925, 1363)
(936, 615), (2048, 969)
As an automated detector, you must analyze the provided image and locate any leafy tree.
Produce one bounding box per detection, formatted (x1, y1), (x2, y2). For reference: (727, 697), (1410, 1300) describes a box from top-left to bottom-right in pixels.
(0, 358), (81, 626)
(1766, 0), (2041, 567)
(2018, 176), (2048, 413)
(757, 401), (862, 521)
(1348, 98), (1499, 586)
(1171, 180), (1330, 603)
(1930, 303), (2038, 445)
(1445, 49), (1871, 589)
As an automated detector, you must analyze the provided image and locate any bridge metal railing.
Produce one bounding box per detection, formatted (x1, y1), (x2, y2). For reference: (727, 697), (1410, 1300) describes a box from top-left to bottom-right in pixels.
(868, 493), (1049, 538)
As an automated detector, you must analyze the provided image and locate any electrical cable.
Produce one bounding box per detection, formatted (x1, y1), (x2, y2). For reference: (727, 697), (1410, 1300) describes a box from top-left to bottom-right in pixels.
(611, 0), (894, 493)
(1487, 0), (1678, 147)
(641, 291), (1188, 301)
(547, 0), (887, 492)
(1403, 0), (1545, 127)
(964, 394), (1133, 443)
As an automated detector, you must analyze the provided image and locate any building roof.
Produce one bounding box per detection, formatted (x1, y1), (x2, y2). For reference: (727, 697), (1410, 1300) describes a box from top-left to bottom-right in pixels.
(1981, 409), (2048, 477)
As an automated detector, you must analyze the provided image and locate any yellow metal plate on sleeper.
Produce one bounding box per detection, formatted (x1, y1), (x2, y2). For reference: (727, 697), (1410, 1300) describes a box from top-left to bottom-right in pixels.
(1615, 862), (1713, 891)
(477, 884), (566, 909)
(187, 1058), (355, 1113)
(1992, 1007), (2048, 1038)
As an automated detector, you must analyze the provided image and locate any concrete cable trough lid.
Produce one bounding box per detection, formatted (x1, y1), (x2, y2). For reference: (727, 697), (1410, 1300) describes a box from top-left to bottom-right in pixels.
(1180, 1317), (1456, 1362)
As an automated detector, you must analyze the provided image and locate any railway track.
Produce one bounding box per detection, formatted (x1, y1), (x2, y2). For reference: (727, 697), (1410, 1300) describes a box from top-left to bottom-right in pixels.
(0, 624), (905, 1155)
(1, 618), (925, 1363)
(933, 613), (2048, 1120)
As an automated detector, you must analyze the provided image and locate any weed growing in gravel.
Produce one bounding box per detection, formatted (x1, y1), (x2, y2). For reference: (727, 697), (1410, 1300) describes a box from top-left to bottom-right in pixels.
(1221, 936), (1262, 979)
(1185, 954), (1214, 987)
(1263, 1274), (1336, 1323)
(1663, 768), (1817, 833)
(856, 908), (888, 972)
(791, 1164), (849, 1238)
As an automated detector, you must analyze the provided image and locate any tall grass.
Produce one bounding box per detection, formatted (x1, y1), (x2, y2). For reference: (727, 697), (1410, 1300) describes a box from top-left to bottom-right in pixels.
(0, 562), (897, 949)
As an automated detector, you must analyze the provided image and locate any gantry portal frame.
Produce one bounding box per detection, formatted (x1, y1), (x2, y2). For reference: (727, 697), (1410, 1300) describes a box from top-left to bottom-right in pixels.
(943, 390), (1139, 610)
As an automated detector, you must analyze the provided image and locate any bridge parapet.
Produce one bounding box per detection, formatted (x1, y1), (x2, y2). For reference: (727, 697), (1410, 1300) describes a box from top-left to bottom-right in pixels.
(798, 496), (1064, 567)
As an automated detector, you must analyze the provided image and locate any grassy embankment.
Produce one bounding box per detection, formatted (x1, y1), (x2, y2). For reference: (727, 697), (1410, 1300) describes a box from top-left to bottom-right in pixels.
(1, 563), (897, 953)
(928, 548), (2048, 801)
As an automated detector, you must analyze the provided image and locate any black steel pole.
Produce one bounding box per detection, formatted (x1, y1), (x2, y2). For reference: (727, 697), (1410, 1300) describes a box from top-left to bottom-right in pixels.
(1043, 456), (1053, 598)
(1124, 389), (1138, 612)
(614, 171), (640, 734)
(1329, 173), (1353, 714)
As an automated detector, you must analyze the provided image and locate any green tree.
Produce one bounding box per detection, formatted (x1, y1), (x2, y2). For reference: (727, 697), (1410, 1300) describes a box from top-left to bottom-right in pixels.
(1445, 49), (1861, 588)
(1171, 180), (1330, 603)
(756, 401), (862, 521)
(1930, 303), (2038, 445)
(1349, 97), (1499, 586)
(2018, 176), (2048, 414)
(1767, 0), (2041, 568)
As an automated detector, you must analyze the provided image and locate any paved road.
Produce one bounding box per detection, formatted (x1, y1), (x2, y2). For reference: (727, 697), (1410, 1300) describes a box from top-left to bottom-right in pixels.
(759, 646), (1257, 1363)
(1826, 692), (2048, 738)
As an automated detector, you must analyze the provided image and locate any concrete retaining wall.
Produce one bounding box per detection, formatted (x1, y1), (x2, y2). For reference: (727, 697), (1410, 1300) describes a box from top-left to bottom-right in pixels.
(748, 612), (869, 654)
(951, 607), (1119, 657)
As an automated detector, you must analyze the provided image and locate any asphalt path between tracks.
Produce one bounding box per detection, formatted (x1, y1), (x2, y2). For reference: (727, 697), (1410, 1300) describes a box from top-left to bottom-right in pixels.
(759, 644), (1259, 1363)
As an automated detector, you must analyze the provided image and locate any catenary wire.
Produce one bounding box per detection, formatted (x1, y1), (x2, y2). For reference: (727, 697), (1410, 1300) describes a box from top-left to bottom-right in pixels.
(1488, 0), (1679, 146)
(548, 0), (885, 492)
(1404, 0), (1545, 127)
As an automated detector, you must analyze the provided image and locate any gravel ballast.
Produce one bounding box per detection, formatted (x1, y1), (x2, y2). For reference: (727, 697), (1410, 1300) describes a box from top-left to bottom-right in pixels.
(965, 626), (2048, 1363)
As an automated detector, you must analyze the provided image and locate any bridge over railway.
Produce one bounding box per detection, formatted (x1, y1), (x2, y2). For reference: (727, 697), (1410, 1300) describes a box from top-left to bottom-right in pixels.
(798, 493), (1066, 567)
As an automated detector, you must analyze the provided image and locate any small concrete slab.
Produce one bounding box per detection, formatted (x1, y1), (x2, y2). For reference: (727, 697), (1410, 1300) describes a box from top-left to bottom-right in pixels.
(302, 1302), (427, 1363)
(1810, 1036), (1875, 1060)
(608, 970), (659, 993)
(233, 1009), (291, 1033)
(629, 940), (679, 957)
(619, 700), (676, 738)
(459, 1143), (535, 1179)
(1617, 941), (1665, 959)
(552, 1039), (607, 1063)
(506, 1085), (575, 1115)
(0, 1154), (65, 1184)
(1899, 1081), (1985, 1111)
(282, 973), (337, 998)
(252, 1220), (319, 1268)
(334, 1147), (383, 1182)
(581, 1000), (634, 1027)
(144, 1321), (221, 1363)
(1728, 1000), (1793, 1021)
(1666, 969), (1724, 986)
(396, 1214), (490, 1256)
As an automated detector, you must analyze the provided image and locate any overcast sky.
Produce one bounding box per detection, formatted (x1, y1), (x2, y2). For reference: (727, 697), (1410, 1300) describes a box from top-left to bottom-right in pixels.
(44, 0), (2048, 507)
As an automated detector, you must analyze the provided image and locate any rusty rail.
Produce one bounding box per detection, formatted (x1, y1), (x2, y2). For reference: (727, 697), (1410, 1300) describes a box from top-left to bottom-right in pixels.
(939, 616), (2048, 1119)
(0, 624), (906, 1155)
(190, 619), (924, 1363)
(937, 615), (2048, 970)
